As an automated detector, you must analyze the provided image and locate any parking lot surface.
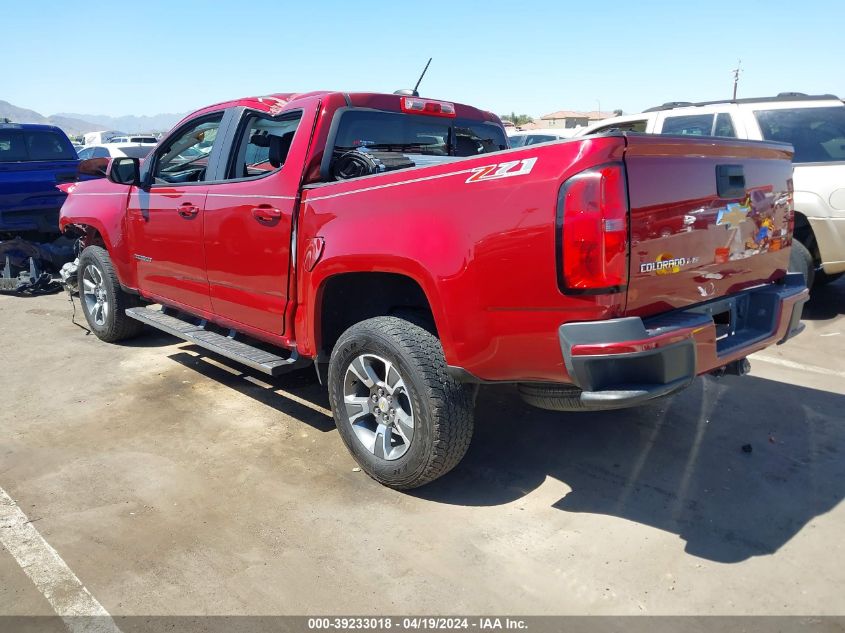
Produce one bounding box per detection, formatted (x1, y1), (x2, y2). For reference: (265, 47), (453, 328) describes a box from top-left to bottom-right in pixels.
(1, 280), (844, 617)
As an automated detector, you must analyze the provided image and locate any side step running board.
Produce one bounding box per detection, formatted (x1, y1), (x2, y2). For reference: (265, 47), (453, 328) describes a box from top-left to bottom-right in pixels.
(126, 306), (306, 377)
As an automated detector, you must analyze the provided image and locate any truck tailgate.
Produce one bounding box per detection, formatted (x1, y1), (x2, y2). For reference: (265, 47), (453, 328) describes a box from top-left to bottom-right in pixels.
(623, 134), (795, 316)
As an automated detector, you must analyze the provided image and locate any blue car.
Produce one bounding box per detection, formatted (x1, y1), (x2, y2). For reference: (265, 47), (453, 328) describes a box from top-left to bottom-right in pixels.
(0, 123), (79, 238)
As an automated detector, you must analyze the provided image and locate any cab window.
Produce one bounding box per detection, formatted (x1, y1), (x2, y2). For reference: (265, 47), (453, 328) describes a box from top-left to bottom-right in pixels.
(588, 120), (648, 134)
(152, 114), (223, 184)
(227, 112), (302, 179)
(661, 114), (714, 136)
(332, 110), (507, 158)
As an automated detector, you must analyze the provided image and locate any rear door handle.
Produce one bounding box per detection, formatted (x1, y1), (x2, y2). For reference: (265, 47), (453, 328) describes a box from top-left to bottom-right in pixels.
(178, 203), (200, 218)
(252, 205), (282, 223)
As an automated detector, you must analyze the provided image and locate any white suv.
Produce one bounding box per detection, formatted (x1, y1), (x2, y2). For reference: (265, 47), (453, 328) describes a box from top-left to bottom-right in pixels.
(578, 93), (845, 286)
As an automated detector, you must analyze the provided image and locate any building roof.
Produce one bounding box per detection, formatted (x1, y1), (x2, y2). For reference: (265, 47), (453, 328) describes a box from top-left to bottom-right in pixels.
(540, 110), (615, 121)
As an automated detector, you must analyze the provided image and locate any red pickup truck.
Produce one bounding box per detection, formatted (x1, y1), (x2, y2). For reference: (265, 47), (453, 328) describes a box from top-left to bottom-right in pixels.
(59, 90), (808, 489)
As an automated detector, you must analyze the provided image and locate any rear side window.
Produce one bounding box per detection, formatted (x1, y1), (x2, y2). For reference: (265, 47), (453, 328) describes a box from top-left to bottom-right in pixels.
(714, 113), (737, 138)
(92, 147), (110, 158)
(661, 114), (714, 136)
(0, 129), (76, 161)
(227, 112), (302, 179)
(754, 107), (845, 163)
(0, 131), (28, 161)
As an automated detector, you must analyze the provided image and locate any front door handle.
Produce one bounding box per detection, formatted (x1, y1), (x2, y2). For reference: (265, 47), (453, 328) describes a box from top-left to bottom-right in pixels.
(252, 205), (282, 224)
(178, 203), (200, 218)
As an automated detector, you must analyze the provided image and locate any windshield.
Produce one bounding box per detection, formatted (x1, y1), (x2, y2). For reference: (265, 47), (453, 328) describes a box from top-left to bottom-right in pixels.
(754, 106), (845, 163)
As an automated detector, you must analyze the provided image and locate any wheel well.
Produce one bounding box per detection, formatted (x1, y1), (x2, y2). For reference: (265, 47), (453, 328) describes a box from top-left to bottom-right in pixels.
(66, 224), (106, 249)
(318, 273), (436, 357)
(793, 211), (820, 265)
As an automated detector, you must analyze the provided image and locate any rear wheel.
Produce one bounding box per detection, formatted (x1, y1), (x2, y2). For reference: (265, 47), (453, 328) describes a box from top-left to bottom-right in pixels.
(78, 246), (144, 342)
(788, 240), (815, 289)
(328, 316), (474, 489)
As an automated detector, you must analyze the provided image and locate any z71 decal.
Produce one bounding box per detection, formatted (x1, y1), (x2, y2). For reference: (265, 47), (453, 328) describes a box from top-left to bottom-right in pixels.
(466, 157), (537, 183)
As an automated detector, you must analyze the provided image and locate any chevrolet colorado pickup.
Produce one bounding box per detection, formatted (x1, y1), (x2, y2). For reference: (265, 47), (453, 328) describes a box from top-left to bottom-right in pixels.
(59, 91), (808, 489)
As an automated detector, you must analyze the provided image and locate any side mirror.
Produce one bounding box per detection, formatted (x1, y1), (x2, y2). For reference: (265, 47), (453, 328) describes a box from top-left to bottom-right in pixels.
(108, 157), (141, 186)
(78, 157), (109, 178)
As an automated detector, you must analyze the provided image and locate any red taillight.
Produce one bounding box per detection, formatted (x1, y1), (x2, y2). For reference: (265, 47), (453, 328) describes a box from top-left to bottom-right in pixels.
(557, 163), (629, 292)
(400, 97), (456, 118)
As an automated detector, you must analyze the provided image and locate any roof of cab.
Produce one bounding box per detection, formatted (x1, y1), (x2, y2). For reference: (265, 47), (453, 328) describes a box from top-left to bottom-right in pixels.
(0, 122), (67, 133)
(177, 91), (500, 128)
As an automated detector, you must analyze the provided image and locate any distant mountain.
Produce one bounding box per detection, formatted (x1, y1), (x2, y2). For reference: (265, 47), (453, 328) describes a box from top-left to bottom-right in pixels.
(1, 99), (186, 138)
(0, 100), (101, 137)
(54, 111), (186, 134)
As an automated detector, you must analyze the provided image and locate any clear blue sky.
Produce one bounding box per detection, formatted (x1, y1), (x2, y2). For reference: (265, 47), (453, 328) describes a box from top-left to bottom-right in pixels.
(3, 0), (843, 118)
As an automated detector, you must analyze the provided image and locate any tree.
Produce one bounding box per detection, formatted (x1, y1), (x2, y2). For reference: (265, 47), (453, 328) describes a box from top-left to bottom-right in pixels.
(500, 112), (534, 126)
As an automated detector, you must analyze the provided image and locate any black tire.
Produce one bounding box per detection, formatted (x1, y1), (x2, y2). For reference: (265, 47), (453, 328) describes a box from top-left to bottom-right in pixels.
(518, 382), (588, 411)
(814, 270), (844, 287)
(328, 316), (474, 489)
(789, 240), (815, 289)
(77, 245), (145, 342)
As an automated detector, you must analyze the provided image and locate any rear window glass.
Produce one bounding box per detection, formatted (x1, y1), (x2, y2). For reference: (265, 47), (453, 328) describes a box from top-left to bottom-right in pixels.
(332, 110), (507, 158)
(0, 129), (76, 162)
(588, 120), (648, 134)
(754, 107), (845, 163)
(661, 114), (714, 136)
(512, 134), (559, 146)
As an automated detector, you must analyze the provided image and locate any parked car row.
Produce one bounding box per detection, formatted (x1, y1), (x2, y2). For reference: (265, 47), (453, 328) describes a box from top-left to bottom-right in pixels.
(76, 144), (154, 160)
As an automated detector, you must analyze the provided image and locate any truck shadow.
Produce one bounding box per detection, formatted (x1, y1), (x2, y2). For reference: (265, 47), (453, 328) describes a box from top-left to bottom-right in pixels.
(159, 338), (844, 564)
(415, 375), (845, 564)
(802, 275), (845, 320)
(166, 348), (336, 433)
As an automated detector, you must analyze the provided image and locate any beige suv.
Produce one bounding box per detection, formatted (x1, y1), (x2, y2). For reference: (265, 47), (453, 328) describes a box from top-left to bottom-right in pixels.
(578, 93), (845, 287)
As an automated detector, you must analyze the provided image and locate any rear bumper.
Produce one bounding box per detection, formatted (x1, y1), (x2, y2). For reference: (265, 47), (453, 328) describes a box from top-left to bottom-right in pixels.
(557, 273), (809, 409)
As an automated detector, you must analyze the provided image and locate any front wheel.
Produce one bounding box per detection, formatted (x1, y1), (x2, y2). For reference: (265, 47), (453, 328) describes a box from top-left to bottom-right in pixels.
(77, 246), (145, 342)
(328, 316), (475, 489)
